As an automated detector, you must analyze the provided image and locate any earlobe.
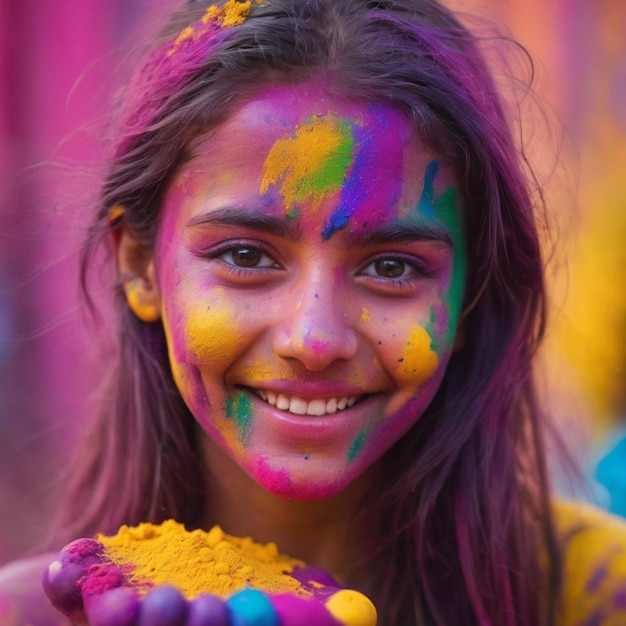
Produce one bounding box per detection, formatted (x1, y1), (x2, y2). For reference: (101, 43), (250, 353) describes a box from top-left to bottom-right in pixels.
(117, 227), (162, 323)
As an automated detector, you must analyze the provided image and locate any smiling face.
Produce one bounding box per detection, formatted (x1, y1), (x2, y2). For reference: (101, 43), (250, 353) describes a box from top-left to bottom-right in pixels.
(148, 80), (466, 500)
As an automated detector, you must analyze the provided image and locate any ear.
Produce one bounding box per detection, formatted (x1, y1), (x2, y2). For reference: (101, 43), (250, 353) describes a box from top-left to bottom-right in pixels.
(117, 227), (161, 323)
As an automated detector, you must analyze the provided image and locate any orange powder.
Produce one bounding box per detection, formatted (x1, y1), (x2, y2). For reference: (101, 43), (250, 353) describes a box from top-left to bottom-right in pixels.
(97, 521), (309, 600)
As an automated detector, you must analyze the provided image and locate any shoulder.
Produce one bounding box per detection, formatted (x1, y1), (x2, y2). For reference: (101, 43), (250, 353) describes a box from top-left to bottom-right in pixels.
(0, 553), (71, 626)
(553, 499), (626, 626)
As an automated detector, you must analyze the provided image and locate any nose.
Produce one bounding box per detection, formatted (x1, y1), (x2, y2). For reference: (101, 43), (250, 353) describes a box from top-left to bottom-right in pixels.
(272, 275), (358, 371)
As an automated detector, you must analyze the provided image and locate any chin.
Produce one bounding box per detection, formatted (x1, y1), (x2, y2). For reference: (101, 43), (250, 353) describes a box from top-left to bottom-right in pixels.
(249, 455), (360, 501)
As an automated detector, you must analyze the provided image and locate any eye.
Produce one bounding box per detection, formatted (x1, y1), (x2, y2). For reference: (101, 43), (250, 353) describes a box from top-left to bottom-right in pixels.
(370, 258), (409, 278)
(361, 257), (414, 279)
(220, 246), (279, 269)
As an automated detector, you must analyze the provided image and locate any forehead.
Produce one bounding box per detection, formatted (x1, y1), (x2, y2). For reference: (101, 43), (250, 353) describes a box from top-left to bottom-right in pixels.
(164, 80), (459, 236)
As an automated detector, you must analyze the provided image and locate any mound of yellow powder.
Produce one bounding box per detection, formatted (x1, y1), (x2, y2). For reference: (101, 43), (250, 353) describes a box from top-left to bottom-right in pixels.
(97, 520), (308, 600)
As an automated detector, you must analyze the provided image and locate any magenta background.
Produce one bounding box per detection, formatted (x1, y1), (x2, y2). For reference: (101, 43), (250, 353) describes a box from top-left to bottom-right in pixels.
(0, 0), (625, 566)
(0, 0), (178, 564)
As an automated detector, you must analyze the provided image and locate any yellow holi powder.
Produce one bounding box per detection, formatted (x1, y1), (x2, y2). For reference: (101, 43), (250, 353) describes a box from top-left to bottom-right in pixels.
(168, 0), (259, 55)
(260, 115), (354, 214)
(203, 0), (256, 27)
(185, 305), (237, 362)
(360, 308), (370, 323)
(108, 204), (124, 223)
(97, 521), (307, 600)
(397, 325), (438, 383)
(125, 281), (160, 323)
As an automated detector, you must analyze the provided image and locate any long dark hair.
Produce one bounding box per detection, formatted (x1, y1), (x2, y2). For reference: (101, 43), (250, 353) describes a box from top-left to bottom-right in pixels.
(53, 1), (560, 623)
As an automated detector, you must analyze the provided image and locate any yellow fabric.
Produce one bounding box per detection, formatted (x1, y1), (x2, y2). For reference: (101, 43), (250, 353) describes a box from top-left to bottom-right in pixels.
(555, 499), (626, 625)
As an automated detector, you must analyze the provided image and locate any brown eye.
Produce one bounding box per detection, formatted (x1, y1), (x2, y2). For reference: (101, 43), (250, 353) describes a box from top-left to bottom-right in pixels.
(231, 247), (262, 267)
(219, 246), (279, 270)
(373, 258), (406, 278)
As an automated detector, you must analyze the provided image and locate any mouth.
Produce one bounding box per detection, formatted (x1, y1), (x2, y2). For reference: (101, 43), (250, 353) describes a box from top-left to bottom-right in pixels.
(251, 389), (365, 417)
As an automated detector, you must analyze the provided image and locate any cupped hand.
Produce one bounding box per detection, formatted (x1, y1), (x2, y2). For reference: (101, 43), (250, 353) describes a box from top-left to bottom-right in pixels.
(42, 544), (357, 625)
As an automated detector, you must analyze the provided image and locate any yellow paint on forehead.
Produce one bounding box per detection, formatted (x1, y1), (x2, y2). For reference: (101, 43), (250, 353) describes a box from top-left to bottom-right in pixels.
(361, 308), (370, 323)
(260, 115), (355, 214)
(397, 325), (438, 384)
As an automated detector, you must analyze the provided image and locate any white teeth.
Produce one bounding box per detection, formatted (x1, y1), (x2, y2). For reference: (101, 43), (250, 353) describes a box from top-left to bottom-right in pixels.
(276, 394), (290, 410)
(288, 397), (308, 415)
(306, 399), (327, 416)
(255, 391), (362, 416)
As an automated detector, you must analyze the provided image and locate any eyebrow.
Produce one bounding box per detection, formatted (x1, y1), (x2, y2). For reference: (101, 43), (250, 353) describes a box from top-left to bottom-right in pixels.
(186, 207), (454, 248)
(186, 207), (303, 242)
(347, 222), (454, 248)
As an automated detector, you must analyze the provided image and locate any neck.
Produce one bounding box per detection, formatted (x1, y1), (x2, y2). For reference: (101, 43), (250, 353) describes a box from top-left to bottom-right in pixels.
(199, 434), (378, 588)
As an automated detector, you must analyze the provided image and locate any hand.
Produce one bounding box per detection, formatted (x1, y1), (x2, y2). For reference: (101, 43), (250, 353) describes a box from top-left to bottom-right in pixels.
(41, 543), (366, 625)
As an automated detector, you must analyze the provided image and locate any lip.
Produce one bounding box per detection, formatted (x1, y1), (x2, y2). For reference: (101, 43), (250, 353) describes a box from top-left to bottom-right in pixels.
(241, 386), (384, 443)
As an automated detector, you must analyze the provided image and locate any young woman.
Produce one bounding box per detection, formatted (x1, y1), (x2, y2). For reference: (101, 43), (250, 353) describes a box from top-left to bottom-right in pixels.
(2, 1), (626, 624)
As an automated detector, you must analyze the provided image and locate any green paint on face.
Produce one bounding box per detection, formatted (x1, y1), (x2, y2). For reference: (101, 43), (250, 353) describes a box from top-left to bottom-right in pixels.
(225, 391), (253, 446)
(434, 186), (466, 338)
(413, 160), (467, 343)
(260, 115), (356, 214)
(347, 429), (368, 464)
(425, 304), (440, 354)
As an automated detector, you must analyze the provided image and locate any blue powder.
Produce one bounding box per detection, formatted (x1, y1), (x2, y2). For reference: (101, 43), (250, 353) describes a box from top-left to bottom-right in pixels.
(227, 589), (279, 626)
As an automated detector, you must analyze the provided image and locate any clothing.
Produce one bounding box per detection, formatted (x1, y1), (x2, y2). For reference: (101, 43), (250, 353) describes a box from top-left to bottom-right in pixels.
(555, 499), (626, 625)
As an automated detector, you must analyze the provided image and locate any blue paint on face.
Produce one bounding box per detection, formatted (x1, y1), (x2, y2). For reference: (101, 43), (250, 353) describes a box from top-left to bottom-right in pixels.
(322, 125), (370, 240)
(322, 108), (397, 240)
(418, 159), (440, 219)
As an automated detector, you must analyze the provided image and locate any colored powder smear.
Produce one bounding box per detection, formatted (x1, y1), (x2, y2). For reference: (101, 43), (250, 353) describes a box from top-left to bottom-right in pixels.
(397, 325), (439, 383)
(260, 115), (355, 216)
(347, 429), (368, 464)
(225, 391), (254, 446)
(322, 111), (403, 240)
(168, 0), (259, 56)
(184, 304), (236, 362)
(415, 159), (466, 340)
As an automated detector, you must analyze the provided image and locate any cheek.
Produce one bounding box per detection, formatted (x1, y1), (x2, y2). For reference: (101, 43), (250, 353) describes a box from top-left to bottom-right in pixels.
(395, 324), (439, 386)
(162, 286), (243, 394)
(377, 305), (452, 417)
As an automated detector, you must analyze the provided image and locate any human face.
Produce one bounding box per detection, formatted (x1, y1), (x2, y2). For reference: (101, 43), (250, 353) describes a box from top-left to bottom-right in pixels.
(154, 80), (466, 500)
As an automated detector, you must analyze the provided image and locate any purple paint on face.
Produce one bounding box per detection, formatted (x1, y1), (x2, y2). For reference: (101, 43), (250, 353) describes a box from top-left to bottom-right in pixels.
(323, 107), (405, 239)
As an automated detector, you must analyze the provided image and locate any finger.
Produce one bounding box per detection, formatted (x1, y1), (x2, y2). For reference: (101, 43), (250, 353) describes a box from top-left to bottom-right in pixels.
(137, 585), (188, 626)
(225, 589), (278, 626)
(43, 539), (105, 622)
(187, 593), (229, 626)
(85, 587), (140, 626)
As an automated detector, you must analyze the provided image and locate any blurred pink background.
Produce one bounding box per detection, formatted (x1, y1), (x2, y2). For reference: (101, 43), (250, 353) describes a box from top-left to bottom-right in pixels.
(0, 0), (625, 565)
